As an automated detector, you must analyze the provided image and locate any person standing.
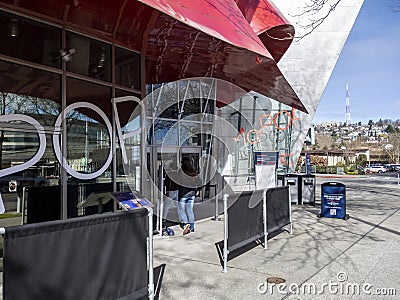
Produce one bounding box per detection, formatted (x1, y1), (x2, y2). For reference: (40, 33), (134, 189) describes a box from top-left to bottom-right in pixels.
(177, 157), (199, 235)
(162, 162), (179, 233)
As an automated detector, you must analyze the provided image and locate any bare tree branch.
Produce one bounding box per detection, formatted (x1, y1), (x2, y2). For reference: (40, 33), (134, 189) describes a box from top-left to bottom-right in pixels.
(290, 0), (342, 41)
(392, 0), (400, 13)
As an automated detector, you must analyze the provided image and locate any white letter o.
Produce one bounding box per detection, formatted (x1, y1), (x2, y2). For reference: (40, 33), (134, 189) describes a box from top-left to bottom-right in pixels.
(53, 102), (113, 180)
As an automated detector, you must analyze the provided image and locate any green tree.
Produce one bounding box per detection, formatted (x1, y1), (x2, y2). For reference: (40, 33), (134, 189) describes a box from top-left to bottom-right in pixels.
(385, 124), (395, 134)
(355, 154), (367, 167)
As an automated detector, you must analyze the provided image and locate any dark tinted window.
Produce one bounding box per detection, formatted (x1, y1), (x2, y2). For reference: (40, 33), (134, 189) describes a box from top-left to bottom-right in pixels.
(0, 11), (61, 68)
(115, 47), (141, 90)
(66, 32), (111, 82)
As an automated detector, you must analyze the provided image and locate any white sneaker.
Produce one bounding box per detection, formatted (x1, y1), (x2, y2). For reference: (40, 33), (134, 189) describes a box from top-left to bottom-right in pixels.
(183, 224), (190, 235)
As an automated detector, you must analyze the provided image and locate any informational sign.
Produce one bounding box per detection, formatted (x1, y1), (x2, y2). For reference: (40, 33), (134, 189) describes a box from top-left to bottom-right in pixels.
(305, 153), (311, 175)
(254, 151), (279, 190)
(9, 180), (17, 193)
(320, 182), (347, 219)
(113, 192), (152, 210)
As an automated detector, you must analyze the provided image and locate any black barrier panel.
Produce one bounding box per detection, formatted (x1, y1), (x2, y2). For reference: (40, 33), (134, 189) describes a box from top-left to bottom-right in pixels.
(227, 190), (264, 252)
(27, 185), (79, 223)
(266, 186), (290, 233)
(4, 210), (148, 300)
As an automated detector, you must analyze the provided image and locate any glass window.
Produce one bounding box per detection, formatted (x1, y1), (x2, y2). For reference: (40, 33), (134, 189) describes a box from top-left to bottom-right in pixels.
(114, 89), (143, 192)
(115, 89), (141, 127)
(180, 122), (201, 146)
(158, 101), (179, 119)
(153, 119), (178, 145)
(148, 83), (179, 120)
(0, 62), (61, 218)
(146, 118), (153, 145)
(66, 77), (111, 118)
(66, 32), (111, 82)
(179, 98), (201, 121)
(66, 78), (111, 180)
(115, 47), (141, 90)
(0, 11), (61, 68)
(201, 124), (213, 153)
(201, 98), (215, 122)
(0, 60), (61, 119)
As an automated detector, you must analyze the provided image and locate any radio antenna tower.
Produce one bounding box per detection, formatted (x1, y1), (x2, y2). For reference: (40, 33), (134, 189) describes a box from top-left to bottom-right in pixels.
(345, 82), (351, 125)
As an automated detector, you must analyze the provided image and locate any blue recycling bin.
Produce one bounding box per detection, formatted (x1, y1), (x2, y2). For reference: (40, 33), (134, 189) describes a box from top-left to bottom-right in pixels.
(319, 182), (349, 220)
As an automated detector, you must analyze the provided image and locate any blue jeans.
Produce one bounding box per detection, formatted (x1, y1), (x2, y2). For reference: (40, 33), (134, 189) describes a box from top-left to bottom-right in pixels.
(177, 195), (195, 230)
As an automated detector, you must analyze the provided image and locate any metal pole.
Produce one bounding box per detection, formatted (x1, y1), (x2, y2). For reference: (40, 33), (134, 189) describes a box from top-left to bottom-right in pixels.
(211, 185), (221, 221)
(289, 190), (293, 234)
(263, 190), (268, 250)
(17, 194), (21, 214)
(147, 207), (155, 300)
(21, 187), (26, 225)
(158, 166), (164, 234)
(222, 193), (229, 273)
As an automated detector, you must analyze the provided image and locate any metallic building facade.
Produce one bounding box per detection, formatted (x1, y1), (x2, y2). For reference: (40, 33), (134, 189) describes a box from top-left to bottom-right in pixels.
(0, 0), (363, 218)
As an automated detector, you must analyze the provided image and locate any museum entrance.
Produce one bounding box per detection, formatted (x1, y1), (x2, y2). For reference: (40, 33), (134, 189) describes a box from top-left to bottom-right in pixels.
(145, 146), (202, 201)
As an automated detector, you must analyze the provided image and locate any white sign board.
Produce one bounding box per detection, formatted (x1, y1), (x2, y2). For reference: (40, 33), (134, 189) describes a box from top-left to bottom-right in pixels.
(254, 152), (279, 190)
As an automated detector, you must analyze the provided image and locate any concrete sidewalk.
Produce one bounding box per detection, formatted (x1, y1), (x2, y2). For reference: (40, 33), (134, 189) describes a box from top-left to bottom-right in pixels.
(153, 177), (400, 299)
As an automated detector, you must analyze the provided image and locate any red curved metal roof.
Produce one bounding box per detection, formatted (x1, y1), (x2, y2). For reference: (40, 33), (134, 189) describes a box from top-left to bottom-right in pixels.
(234, 0), (295, 62)
(0, 0), (307, 112)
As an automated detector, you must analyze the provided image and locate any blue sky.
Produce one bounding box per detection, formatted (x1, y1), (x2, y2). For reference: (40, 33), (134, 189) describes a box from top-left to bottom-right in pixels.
(313, 0), (400, 124)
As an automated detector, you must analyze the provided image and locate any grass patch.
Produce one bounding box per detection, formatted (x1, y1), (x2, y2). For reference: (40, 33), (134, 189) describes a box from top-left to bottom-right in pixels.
(0, 212), (22, 219)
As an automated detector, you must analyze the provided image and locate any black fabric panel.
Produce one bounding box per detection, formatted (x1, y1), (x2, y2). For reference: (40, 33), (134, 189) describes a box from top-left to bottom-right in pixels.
(26, 185), (79, 224)
(4, 209), (148, 300)
(227, 190), (264, 252)
(266, 186), (290, 232)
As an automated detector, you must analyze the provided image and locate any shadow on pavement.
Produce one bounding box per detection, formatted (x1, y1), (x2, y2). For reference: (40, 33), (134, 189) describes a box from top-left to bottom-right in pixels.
(214, 228), (286, 267)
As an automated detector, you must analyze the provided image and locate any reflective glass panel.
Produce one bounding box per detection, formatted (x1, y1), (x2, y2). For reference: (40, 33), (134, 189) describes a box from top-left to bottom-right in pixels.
(66, 78), (111, 181)
(153, 119), (178, 145)
(179, 98), (201, 121)
(0, 62), (61, 217)
(115, 47), (141, 90)
(180, 122), (201, 146)
(66, 32), (111, 82)
(0, 11), (61, 68)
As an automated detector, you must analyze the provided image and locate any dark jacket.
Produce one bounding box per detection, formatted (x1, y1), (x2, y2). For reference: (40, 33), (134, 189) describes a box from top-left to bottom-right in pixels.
(177, 169), (202, 199)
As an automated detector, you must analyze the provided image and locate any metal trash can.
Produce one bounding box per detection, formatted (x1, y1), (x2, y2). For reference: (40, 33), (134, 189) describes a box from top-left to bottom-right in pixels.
(284, 174), (300, 205)
(277, 174), (285, 187)
(300, 174), (315, 205)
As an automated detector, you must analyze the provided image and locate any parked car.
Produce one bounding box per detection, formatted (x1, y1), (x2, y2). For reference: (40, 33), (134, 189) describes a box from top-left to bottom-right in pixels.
(357, 166), (366, 175)
(0, 171), (50, 193)
(385, 164), (400, 172)
(363, 165), (388, 174)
